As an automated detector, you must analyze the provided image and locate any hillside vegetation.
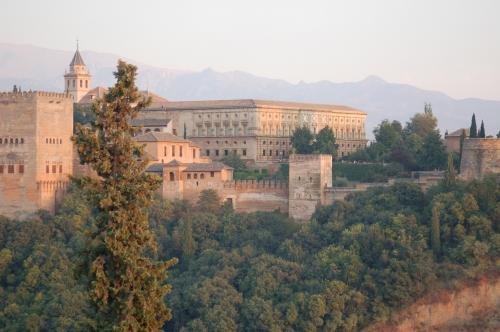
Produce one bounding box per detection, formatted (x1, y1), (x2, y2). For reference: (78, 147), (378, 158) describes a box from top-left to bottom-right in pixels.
(1, 174), (498, 331)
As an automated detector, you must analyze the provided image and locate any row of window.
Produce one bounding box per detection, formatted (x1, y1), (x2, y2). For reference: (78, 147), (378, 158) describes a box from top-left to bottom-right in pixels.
(46, 138), (63, 144)
(0, 164), (24, 174)
(197, 113), (248, 119)
(261, 114), (363, 123)
(205, 149), (247, 157)
(0, 137), (24, 144)
(196, 127), (249, 136)
(263, 150), (287, 157)
(67, 79), (88, 89)
(45, 164), (63, 174)
(163, 145), (197, 159)
(206, 140), (247, 145)
(168, 171), (216, 181)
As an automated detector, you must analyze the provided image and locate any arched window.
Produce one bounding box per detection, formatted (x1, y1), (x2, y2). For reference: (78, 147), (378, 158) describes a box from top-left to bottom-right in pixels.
(85, 80), (88, 88)
(200, 173), (205, 179)
(21, 138), (24, 144)
(15, 138), (18, 144)
(80, 80), (83, 88)
(169, 172), (175, 181)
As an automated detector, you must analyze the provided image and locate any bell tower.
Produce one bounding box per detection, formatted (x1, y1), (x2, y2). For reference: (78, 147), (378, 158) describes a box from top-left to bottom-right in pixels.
(64, 41), (91, 102)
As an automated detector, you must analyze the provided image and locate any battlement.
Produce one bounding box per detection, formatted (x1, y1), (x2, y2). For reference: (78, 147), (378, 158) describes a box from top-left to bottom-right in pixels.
(462, 138), (500, 150)
(224, 179), (288, 190)
(289, 154), (327, 162)
(0, 91), (72, 101)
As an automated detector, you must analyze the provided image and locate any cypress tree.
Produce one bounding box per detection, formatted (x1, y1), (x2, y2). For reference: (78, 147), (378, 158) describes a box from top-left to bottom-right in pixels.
(444, 153), (456, 188)
(479, 120), (486, 138)
(431, 202), (442, 257)
(458, 129), (466, 173)
(469, 113), (477, 138)
(73, 60), (177, 331)
(183, 123), (187, 139)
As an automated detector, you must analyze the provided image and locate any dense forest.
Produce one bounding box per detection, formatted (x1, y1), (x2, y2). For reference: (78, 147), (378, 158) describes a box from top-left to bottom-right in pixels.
(1, 173), (498, 331)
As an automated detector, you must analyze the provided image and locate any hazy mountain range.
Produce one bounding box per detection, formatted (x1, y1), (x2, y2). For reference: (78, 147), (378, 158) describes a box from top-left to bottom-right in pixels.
(1, 42), (499, 138)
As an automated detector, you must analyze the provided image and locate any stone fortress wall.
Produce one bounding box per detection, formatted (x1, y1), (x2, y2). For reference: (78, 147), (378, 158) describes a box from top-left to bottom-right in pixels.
(460, 138), (500, 181)
(0, 91), (73, 218)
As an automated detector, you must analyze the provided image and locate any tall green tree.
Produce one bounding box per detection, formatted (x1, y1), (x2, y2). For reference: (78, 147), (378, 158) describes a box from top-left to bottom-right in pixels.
(469, 113), (477, 138)
(373, 120), (402, 149)
(479, 120), (486, 138)
(431, 202), (442, 257)
(404, 104), (438, 139)
(444, 153), (456, 188)
(73, 60), (177, 331)
(183, 123), (187, 139)
(416, 131), (447, 170)
(291, 126), (314, 154)
(313, 126), (338, 156)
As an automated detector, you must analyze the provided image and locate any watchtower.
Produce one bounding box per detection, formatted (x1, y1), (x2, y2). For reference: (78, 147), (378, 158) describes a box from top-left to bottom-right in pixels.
(288, 154), (332, 220)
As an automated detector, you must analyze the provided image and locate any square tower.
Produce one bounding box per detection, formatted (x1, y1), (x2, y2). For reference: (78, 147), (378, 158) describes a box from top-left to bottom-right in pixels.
(288, 154), (332, 220)
(0, 91), (74, 218)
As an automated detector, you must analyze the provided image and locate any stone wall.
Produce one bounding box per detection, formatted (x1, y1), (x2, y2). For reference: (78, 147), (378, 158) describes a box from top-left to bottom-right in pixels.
(222, 180), (288, 214)
(0, 92), (73, 218)
(288, 154), (333, 220)
(460, 138), (500, 181)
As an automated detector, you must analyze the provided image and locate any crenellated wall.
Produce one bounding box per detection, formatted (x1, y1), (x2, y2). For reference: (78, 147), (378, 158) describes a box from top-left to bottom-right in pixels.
(460, 138), (500, 181)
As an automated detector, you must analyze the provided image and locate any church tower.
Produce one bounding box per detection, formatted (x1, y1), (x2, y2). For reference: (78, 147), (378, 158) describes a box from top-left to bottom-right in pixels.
(64, 43), (91, 102)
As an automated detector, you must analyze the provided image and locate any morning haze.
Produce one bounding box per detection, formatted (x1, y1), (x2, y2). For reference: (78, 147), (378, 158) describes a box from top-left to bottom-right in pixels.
(1, 0), (499, 100)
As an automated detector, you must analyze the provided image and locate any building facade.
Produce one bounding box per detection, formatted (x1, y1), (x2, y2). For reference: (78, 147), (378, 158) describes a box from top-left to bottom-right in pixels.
(460, 138), (500, 181)
(0, 91), (73, 218)
(139, 99), (368, 164)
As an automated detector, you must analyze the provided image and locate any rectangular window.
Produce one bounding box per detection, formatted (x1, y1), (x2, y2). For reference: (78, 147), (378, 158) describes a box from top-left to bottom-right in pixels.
(0, 165), (3, 174)
(193, 149), (196, 158)
(172, 146), (176, 157)
(242, 149), (247, 156)
(18, 165), (24, 173)
(59, 165), (63, 173)
(263, 149), (266, 156)
(52, 165), (56, 173)
(206, 149), (210, 156)
(46, 165), (49, 173)
(187, 173), (191, 179)
(180, 146), (183, 157)
(164, 146), (167, 156)
(224, 150), (229, 156)
(215, 149), (219, 156)
(210, 171), (215, 177)
(8, 165), (14, 173)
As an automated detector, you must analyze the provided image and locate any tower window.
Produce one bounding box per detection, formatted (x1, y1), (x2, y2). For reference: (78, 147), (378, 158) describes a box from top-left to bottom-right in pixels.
(8, 165), (14, 173)
(85, 80), (88, 88)
(80, 80), (83, 88)
(0, 165), (3, 174)
(169, 172), (175, 181)
(180, 146), (183, 157)
(19, 165), (24, 174)
(73, 80), (75, 87)
(52, 165), (57, 173)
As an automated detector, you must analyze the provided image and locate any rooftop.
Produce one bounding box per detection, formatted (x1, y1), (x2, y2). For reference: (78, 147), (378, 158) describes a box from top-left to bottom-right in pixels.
(69, 49), (86, 67)
(148, 99), (366, 114)
(146, 161), (232, 173)
(134, 132), (189, 143)
(131, 118), (171, 127)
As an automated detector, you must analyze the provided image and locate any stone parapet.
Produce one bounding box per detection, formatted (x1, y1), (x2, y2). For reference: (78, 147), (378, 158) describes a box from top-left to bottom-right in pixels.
(460, 138), (500, 181)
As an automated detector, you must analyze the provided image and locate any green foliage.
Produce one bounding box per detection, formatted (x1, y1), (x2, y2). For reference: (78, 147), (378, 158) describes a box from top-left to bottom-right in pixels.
(291, 126), (314, 154)
(1, 168), (499, 332)
(221, 153), (247, 171)
(73, 103), (96, 127)
(496, 130), (500, 138)
(470, 113), (478, 138)
(444, 153), (457, 188)
(348, 106), (448, 173)
(313, 126), (338, 156)
(417, 131), (447, 170)
(479, 120), (486, 138)
(334, 162), (405, 183)
(73, 60), (177, 331)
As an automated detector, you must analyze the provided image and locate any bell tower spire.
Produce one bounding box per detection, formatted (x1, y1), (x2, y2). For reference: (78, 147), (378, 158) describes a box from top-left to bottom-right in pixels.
(64, 41), (91, 102)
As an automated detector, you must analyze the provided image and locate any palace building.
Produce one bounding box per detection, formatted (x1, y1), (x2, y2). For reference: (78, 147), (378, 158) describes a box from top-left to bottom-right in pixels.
(138, 99), (368, 164)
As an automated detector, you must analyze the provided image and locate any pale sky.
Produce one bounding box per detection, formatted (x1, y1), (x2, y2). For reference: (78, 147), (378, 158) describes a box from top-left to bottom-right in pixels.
(1, 0), (499, 100)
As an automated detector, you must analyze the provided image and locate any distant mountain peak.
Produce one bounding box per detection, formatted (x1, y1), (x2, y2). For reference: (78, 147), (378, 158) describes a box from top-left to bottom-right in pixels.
(361, 75), (386, 84)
